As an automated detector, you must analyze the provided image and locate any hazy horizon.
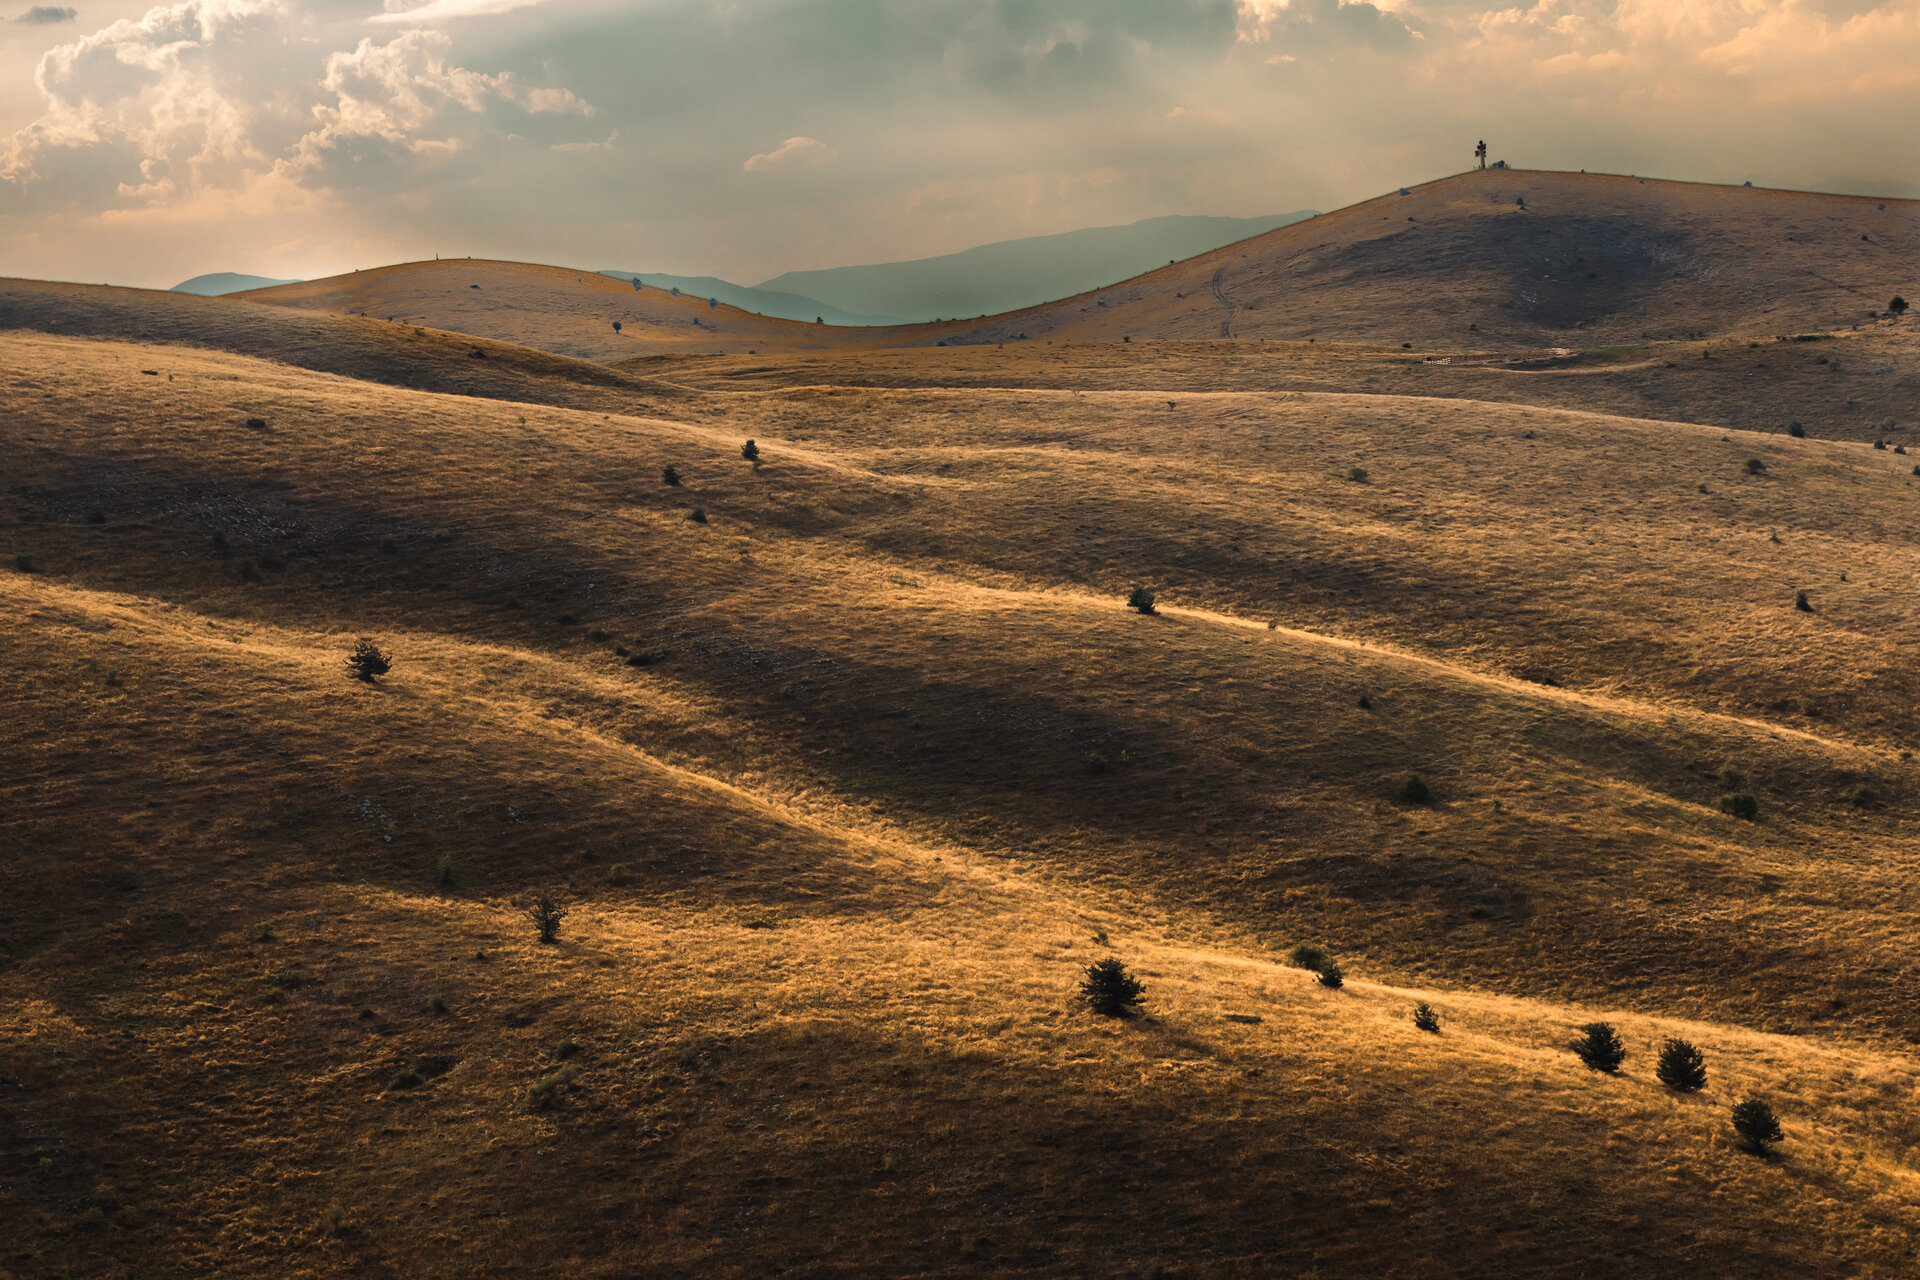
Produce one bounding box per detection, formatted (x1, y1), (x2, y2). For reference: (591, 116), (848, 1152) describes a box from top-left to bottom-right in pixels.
(2, 0), (1917, 291)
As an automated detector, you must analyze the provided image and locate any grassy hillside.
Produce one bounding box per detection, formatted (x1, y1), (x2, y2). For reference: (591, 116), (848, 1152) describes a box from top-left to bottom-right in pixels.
(6, 279), (1920, 1275)
(928, 170), (1918, 350)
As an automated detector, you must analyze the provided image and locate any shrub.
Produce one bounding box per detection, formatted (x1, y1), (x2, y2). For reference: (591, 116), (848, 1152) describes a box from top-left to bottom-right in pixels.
(1399, 774), (1433, 804)
(1794, 590), (1812, 612)
(391, 1066), (422, 1089)
(1413, 1002), (1441, 1033)
(688, 507), (707, 524)
(1891, 296), (1909, 317)
(1079, 957), (1145, 1017)
(526, 1066), (577, 1109)
(1655, 1037), (1707, 1092)
(13, 553), (35, 573)
(1875, 440), (1887, 451)
(344, 637), (392, 682)
(1718, 763), (1747, 789)
(1745, 457), (1766, 475)
(1289, 944), (1330, 972)
(1127, 586), (1157, 615)
(526, 894), (567, 944)
(1731, 1098), (1784, 1154)
(1317, 962), (1344, 989)
(1721, 790), (1759, 820)
(1347, 465), (1370, 483)
(661, 465), (681, 486)
(741, 439), (760, 462)
(1571, 1022), (1626, 1072)
(1787, 421), (1805, 438)
(1850, 783), (1881, 808)
(429, 994), (448, 1015)
(245, 417), (267, 430)
(611, 320), (622, 333)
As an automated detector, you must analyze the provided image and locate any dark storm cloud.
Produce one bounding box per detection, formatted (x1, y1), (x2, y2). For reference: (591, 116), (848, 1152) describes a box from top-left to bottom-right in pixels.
(17, 5), (78, 21)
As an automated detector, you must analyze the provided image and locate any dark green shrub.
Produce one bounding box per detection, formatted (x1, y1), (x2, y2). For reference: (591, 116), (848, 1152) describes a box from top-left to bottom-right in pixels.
(245, 417), (267, 430)
(1079, 957), (1145, 1017)
(1127, 587), (1157, 615)
(345, 637), (392, 682)
(661, 465), (681, 486)
(1412, 1002), (1440, 1032)
(1891, 296), (1909, 317)
(1794, 590), (1812, 612)
(1317, 962), (1344, 989)
(1721, 790), (1759, 819)
(526, 894), (567, 944)
(1347, 465), (1369, 483)
(1655, 1037), (1707, 1092)
(14, 553), (35, 573)
(429, 994), (448, 1015)
(741, 439), (760, 462)
(391, 1066), (422, 1089)
(1745, 457), (1766, 475)
(1718, 763), (1747, 789)
(1850, 783), (1881, 808)
(688, 507), (707, 524)
(1787, 421), (1805, 437)
(526, 1066), (576, 1109)
(1289, 944), (1329, 972)
(1874, 440), (1887, 451)
(1571, 1021), (1626, 1072)
(1399, 774), (1433, 804)
(1731, 1098), (1784, 1154)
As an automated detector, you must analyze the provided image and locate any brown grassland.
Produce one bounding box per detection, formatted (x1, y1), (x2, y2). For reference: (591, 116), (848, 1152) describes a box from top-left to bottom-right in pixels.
(4, 171), (1920, 1277)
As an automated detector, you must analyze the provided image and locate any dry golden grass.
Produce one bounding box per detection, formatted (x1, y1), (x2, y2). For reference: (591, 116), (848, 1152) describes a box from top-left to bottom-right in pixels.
(4, 257), (1920, 1275)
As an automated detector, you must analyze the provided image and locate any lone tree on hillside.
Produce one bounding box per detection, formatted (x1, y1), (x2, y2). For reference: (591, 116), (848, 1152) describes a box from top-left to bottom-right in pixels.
(1127, 586), (1158, 615)
(1890, 295), (1909, 317)
(345, 637), (392, 683)
(1731, 1098), (1784, 1155)
(1656, 1037), (1708, 1092)
(1571, 1021), (1626, 1073)
(612, 320), (623, 333)
(1475, 140), (1488, 170)
(1080, 957), (1145, 1017)
(526, 894), (568, 944)
(662, 464), (682, 486)
(741, 439), (760, 462)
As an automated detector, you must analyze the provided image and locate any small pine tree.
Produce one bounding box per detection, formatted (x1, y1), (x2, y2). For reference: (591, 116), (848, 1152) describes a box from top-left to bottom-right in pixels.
(1413, 1002), (1441, 1033)
(1731, 1098), (1784, 1154)
(1080, 957), (1145, 1017)
(1655, 1037), (1707, 1092)
(1890, 295), (1909, 317)
(1571, 1021), (1626, 1072)
(741, 439), (760, 462)
(526, 894), (567, 944)
(1127, 587), (1157, 615)
(661, 465), (681, 486)
(1794, 590), (1812, 612)
(1317, 962), (1344, 989)
(345, 637), (391, 682)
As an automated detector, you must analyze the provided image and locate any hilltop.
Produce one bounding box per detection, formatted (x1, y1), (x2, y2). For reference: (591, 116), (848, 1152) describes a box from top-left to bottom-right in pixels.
(4, 275), (1920, 1274)
(929, 170), (1917, 349)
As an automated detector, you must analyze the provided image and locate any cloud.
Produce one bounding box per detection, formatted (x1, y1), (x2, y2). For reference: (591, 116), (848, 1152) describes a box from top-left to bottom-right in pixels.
(17, 6), (79, 22)
(372, 0), (561, 25)
(744, 135), (835, 173)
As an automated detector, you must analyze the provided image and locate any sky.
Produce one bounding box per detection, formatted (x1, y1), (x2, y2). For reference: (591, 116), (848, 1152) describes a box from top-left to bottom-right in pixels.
(1, 0), (1916, 289)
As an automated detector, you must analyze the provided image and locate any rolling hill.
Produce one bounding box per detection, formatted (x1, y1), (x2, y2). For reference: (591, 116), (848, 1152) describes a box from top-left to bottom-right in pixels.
(5, 265), (1920, 1274)
(925, 170), (1918, 349)
(595, 271), (901, 327)
(171, 271), (301, 296)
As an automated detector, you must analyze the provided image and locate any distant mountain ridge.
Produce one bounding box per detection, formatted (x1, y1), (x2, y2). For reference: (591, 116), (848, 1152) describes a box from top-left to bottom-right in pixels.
(172, 272), (300, 296)
(594, 272), (900, 326)
(756, 211), (1319, 322)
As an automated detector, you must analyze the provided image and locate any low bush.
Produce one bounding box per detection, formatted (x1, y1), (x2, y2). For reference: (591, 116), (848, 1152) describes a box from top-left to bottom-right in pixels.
(1731, 1098), (1784, 1154)
(1850, 783), (1881, 808)
(527, 1066), (577, 1109)
(1787, 421), (1805, 437)
(688, 507), (708, 524)
(1718, 763), (1747, 789)
(1655, 1038), (1707, 1092)
(391, 1066), (422, 1089)
(1079, 957), (1145, 1017)
(14, 553), (35, 573)
(526, 894), (568, 944)
(345, 637), (392, 682)
(429, 994), (448, 1015)
(1745, 458), (1766, 475)
(1127, 587), (1157, 615)
(661, 465), (681, 486)
(1721, 790), (1759, 820)
(1571, 1021), (1626, 1072)
(1317, 963), (1344, 989)
(1399, 774), (1433, 804)
(1794, 590), (1812, 612)
(1347, 465), (1370, 483)
(741, 439), (760, 462)
(1412, 1002), (1441, 1033)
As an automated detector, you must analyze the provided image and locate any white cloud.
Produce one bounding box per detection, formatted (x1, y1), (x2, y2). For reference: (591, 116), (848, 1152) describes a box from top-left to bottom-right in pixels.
(743, 135), (835, 173)
(372, 0), (561, 25)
